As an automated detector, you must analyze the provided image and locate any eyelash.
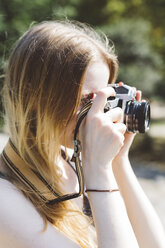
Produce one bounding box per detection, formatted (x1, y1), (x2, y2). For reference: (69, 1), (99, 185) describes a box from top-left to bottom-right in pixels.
(80, 93), (93, 106)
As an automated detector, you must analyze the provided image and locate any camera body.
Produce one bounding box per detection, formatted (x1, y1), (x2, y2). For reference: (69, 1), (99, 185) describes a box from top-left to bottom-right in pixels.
(105, 84), (150, 133)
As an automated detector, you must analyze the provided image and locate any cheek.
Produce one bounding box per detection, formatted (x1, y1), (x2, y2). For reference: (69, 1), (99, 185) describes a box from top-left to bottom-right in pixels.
(66, 117), (77, 135)
(60, 115), (78, 148)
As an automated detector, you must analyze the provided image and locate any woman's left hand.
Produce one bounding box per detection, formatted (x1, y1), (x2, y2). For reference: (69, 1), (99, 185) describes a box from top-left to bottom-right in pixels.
(113, 89), (142, 162)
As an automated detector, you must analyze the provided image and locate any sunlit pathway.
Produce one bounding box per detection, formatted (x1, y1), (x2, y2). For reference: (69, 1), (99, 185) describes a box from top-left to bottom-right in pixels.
(133, 163), (165, 230)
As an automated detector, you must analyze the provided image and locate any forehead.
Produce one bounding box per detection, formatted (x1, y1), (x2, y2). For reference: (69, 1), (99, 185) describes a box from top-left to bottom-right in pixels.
(82, 62), (110, 95)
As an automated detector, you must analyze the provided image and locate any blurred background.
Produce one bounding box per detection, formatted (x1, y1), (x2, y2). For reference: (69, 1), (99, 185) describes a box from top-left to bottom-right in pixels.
(0, 0), (165, 227)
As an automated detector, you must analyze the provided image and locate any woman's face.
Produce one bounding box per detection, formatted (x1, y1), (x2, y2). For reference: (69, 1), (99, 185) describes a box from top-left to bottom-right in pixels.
(62, 60), (110, 148)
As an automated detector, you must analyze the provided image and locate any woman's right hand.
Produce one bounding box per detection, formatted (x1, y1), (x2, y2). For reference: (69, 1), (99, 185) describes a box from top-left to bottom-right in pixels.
(80, 87), (126, 188)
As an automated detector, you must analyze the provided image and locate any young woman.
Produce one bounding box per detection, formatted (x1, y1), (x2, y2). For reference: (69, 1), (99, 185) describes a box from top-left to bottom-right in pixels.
(0, 21), (164, 248)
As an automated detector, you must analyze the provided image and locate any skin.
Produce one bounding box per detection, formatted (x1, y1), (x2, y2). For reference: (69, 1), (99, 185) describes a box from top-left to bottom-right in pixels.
(64, 62), (142, 151)
(61, 61), (140, 193)
(62, 60), (165, 247)
(60, 60), (127, 199)
(78, 62), (139, 247)
(63, 61), (114, 148)
(0, 60), (164, 248)
(60, 61), (117, 195)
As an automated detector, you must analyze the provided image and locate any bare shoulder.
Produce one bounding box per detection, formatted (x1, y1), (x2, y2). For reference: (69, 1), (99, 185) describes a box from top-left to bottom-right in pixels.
(0, 179), (80, 248)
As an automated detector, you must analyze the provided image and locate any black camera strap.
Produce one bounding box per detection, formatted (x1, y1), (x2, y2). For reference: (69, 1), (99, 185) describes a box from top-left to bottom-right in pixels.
(1, 100), (92, 205)
(70, 99), (93, 190)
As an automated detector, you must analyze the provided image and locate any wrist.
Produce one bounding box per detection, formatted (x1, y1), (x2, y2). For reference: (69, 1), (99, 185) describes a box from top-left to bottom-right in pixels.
(84, 165), (118, 190)
(113, 155), (130, 165)
(112, 156), (132, 176)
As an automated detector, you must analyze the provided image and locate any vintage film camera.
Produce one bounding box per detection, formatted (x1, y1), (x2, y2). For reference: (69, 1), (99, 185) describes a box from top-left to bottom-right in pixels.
(104, 83), (150, 133)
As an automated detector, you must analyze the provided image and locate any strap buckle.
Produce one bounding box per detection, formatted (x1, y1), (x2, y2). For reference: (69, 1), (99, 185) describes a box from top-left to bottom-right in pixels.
(73, 139), (82, 157)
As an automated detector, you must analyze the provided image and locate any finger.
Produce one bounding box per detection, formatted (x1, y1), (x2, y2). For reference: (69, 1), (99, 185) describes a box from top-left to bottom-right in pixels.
(114, 122), (127, 134)
(136, 90), (142, 102)
(89, 87), (116, 114)
(105, 107), (124, 123)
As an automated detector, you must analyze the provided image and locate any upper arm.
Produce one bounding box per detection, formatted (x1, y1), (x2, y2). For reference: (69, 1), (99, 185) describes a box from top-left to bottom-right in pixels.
(0, 179), (80, 248)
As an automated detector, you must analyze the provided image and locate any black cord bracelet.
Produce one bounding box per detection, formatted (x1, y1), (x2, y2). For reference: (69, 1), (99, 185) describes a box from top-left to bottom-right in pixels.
(85, 189), (120, 193)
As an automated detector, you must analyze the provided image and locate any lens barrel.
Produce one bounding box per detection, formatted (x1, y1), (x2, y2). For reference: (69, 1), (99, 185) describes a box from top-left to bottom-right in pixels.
(124, 100), (150, 133)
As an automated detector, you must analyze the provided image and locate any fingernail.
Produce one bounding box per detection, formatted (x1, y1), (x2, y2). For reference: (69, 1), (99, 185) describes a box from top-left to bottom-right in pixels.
(118, 81), (124, 86)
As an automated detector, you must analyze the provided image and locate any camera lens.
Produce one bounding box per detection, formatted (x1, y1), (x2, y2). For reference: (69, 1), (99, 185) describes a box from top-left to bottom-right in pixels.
(124, 101), (150, 133)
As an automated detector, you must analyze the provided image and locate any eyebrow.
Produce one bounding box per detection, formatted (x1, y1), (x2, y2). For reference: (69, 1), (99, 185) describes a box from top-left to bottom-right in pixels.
(81, 93), (93, 100)
(81, 93), (91, 99)
(81, 81), (111, 101)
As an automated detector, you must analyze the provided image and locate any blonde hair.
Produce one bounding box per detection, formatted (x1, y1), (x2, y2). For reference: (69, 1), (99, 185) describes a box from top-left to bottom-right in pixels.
(3, 21), (118, 247)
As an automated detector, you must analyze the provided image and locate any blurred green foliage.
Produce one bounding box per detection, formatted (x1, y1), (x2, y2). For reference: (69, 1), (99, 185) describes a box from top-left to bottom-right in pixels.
(0, 0), (165, 163)
(0, 0), (165, 99)
(100, 19), (163, 97)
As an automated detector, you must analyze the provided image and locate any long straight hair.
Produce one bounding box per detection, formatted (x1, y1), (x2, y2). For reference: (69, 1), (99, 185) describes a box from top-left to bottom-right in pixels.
(3, 21), (118, 247)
